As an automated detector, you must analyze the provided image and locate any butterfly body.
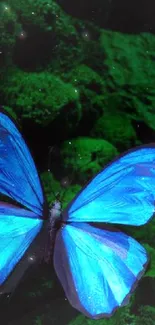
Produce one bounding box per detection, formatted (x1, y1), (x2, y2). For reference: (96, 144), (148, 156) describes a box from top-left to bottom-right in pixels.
(0, 109), (154, 319)
(49, 200), (62, 225)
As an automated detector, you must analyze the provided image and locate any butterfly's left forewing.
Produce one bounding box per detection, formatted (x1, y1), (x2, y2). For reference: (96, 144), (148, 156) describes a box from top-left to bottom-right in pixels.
(54, 223), (148, 319)
(0, 112), (45, 216)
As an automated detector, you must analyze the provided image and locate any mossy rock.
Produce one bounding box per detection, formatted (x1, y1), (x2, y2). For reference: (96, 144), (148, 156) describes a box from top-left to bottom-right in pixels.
(99, 30), (155, 131)
(67, 314), (111, 325)
(1, 105), (17, 120)
(61, 137), (118, 183)
(1, 69), (80, 125)
(100, 31), (155, 87)
(91, 112), (138, 150)
(143, 244), (155, 278)
(65, 64), (105, 90)
(6, 0), (76, 34)
(136, 305), (155, 325)
(64, 64), (106, 118)
(41, 171), (81, 209)
(41, 172), (61, 205)
(0, 2), (21, 63)
(67, 299), (136, 325)
(2, 0), (84, 71)
(122, 217), (155, 248)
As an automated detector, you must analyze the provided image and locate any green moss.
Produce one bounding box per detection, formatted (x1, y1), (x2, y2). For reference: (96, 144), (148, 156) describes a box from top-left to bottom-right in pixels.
(1, 69), (80, 124)
(91, 112), (138, 150)
(64, 64), (106, 117)
(0, 0), (84, 71)
(100, 31), (155, 87)
(66, 64), (105, 89)
(34, 317), (43, 325)
(6, 0), (74, 33)
(41, 171), (81, 209)
(61, 137), (118, 183)
(143, 244), (155, 278)
(136, 306), (155, 325)
(122, 217), (155, 248)
(0, 2), (21, 62)
(67, 300), (137, 325)
(41, 172), (61, 204)
(61, 183), (82, 209)
(2, 105), (17, 120)
(99, 30), (155, 131)
(67, 314), (111, 325)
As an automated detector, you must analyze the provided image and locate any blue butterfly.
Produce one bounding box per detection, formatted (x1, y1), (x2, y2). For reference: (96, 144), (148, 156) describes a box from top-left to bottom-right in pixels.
(0, 110), (153, 319)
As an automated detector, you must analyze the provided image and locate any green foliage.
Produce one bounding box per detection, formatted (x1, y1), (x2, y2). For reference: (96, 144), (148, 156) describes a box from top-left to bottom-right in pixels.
(100, 31), (155, 87)
(41, 172), (61, 204)
(68, 314), (111, 325)
(34, 316), (43, 325)
(64, 64), (106, 118)
(61, 183), (82, 209)
(0, 0), (84, 71)
(61, 137), (118, 183)
(136, 306), (155, 325)
(41, 171), (81, 209)
(91, 112), (138, 150)
(123, 217), (155, 248)
(0, 2), (21, 62)
(66, 64), (105, 89)
(6, 0), (74, 33)
(113, 302), (137, 325)
(67, 301), (137, 325)
(99, 30), (155, 131)
(1, 69), (80, 124)
(2, 105), (17, 120)
(143, 244), (155, 278)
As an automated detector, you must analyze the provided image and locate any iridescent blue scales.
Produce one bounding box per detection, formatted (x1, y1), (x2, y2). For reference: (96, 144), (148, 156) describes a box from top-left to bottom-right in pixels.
(54, 223), (148, 318)
(0, 110), (154, 319)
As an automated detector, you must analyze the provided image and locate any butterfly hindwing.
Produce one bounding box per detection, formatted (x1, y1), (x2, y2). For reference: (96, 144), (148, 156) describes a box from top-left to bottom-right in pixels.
(0, 112), (44, 216)
(63, 145), (155, 225)
(0, 202), (43, 287)
(54, 222), (148, 319)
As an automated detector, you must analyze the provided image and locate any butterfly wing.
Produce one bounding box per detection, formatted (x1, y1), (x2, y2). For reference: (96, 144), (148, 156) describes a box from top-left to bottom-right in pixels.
(0, 202), (43, 290)
(0, 111), (47, 291)
(63, 145), (155, 225)
(54, 222), (148, 319)
(0, 111), (44, 216)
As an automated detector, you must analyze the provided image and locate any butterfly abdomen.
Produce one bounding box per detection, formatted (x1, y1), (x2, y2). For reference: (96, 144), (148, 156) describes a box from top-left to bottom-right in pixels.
(42, 200), (62, 263)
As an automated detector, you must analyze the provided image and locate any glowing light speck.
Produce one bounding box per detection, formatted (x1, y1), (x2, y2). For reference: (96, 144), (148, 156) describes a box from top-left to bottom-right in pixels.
(82, 31), (90, 40)
(28, 255), (35, 262)
(18, 31), (27, 40)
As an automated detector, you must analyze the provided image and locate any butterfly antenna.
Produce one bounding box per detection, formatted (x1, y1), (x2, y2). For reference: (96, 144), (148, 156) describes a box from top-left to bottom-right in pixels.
(60, 141), (94, 205)
(47, 146), (58, 200)
(59, 142), (81, 205)
(48, 146), (54, 173)
(59, 177), (72, 205)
